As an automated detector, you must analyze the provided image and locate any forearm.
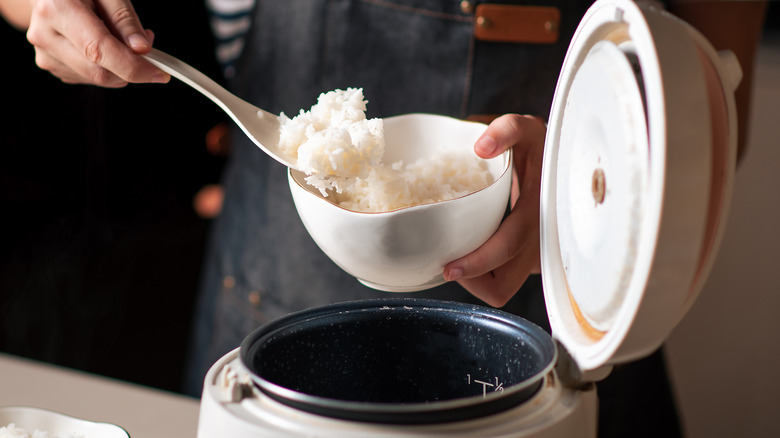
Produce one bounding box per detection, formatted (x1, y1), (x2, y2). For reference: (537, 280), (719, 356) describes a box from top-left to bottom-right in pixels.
(0, 0), (33, 30)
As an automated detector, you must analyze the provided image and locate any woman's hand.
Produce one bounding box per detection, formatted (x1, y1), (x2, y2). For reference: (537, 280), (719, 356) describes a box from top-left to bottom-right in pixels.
(25, 0), (168, 87)
(443, 114), (547, 307)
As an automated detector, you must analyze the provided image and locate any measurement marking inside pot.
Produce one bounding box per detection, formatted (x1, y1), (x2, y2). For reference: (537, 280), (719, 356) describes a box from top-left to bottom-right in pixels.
(468, 374), (505, 398)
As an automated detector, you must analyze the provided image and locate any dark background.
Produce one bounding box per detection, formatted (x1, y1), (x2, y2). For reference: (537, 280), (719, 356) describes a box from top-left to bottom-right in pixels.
(768, 0), (780, 29)
(0, 2), (225, 394)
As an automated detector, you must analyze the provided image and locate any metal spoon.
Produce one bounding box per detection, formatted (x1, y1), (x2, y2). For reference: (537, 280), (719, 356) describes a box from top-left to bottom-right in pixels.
(142, 49), (296, 169)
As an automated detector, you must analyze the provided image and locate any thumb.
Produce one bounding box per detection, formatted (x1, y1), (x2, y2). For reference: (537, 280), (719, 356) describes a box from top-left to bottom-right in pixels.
(99, 0), (151, 53)
(474, 115), (546, 159)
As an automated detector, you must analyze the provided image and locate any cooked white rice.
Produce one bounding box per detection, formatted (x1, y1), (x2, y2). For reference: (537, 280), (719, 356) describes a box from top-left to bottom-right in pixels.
(0, 424), (83, 438)
(332, 152), (493, 212)
(280, 88), (494, 212)
(278, 87), (384, 194)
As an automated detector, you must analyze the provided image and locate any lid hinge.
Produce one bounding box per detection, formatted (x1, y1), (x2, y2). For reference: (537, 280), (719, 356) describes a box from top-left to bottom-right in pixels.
(554, 341), (614, 388)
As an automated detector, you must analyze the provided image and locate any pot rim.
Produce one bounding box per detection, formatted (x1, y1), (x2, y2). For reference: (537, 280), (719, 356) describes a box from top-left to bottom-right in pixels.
(239, 298), (557, 423)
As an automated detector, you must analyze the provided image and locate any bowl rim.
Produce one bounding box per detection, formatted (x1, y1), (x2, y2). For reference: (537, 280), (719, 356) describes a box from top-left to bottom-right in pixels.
(0, 406), (130, 437)
(288, 133), (513, 215)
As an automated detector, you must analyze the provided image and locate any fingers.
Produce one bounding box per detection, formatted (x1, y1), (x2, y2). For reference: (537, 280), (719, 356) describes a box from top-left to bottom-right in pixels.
(35, 46), (128, 87)
(30, 16), (129, 87)
(443, 192), (541, 307)
(454, 232), (541, 307)
(96, 0), (150, 53)
(443, 114), (547, 307)
(474, 114), (546, 159)
(26, 0), (168, 86)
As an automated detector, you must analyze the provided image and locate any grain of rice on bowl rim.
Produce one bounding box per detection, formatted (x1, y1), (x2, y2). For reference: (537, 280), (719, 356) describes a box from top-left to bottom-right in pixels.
(0, 423), (83, 438)
(279, 88), (494, 213)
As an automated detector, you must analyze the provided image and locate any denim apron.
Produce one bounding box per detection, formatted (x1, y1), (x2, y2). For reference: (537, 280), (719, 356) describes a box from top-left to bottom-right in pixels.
(185, 1), (680, 436)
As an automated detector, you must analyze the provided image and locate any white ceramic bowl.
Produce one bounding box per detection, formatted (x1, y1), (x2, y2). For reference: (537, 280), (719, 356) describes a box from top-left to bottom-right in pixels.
(0, 406), (129, 437)
(288, 113), (512, 292)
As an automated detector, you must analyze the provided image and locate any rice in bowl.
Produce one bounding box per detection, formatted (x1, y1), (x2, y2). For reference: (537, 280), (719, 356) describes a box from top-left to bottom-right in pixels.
(0, 424), (82, 438)
(279, 88), (495, 212)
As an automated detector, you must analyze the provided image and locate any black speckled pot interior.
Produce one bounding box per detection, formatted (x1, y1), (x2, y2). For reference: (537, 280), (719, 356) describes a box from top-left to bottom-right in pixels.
(240, 298), (556, 424)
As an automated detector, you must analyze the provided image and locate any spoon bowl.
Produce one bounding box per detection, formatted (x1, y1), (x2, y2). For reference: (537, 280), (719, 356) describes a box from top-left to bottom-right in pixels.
(142, 49), (296, 168)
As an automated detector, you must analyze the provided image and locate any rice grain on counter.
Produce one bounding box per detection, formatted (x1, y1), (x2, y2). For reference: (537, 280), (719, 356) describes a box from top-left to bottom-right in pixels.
(280, 88), (494, 212)
(0, 423), (83, 438)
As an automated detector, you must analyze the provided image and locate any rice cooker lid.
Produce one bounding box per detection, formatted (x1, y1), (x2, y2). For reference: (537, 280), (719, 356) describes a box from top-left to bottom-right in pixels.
(541, 0), (741, 372)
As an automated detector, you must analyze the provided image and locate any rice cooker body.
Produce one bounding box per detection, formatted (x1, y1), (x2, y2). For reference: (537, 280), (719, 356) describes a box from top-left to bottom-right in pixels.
(198, 348), (598, 438)
(196, 0), (740, 436)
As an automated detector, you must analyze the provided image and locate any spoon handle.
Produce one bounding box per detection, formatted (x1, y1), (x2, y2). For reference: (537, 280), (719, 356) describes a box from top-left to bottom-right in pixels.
(142, 49), (295, 169)
(142, 49), (273, 119)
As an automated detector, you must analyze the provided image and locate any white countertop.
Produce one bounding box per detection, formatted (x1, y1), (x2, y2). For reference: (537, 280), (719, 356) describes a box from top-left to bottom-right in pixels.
(0, 353), (200, 438)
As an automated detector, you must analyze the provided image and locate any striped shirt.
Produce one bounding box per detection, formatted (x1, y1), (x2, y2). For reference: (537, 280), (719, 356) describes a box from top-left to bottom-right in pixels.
(206, 0), (255, 78)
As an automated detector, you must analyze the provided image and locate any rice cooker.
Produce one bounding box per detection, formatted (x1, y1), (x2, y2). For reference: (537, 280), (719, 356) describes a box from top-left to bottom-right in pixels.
(196, 0), (742, 436)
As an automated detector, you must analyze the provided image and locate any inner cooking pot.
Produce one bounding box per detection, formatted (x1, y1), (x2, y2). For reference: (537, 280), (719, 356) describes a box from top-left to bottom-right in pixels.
(240, 298), (556, 424)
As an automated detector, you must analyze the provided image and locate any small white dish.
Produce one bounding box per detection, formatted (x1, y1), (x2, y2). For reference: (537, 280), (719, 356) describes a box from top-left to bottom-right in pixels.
(0, 406), (129, 438)
(289, 113), (512, 292)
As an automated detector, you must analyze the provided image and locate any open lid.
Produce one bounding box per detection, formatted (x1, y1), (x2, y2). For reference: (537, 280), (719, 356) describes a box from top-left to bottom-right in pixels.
(541, 0), (741, 373)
